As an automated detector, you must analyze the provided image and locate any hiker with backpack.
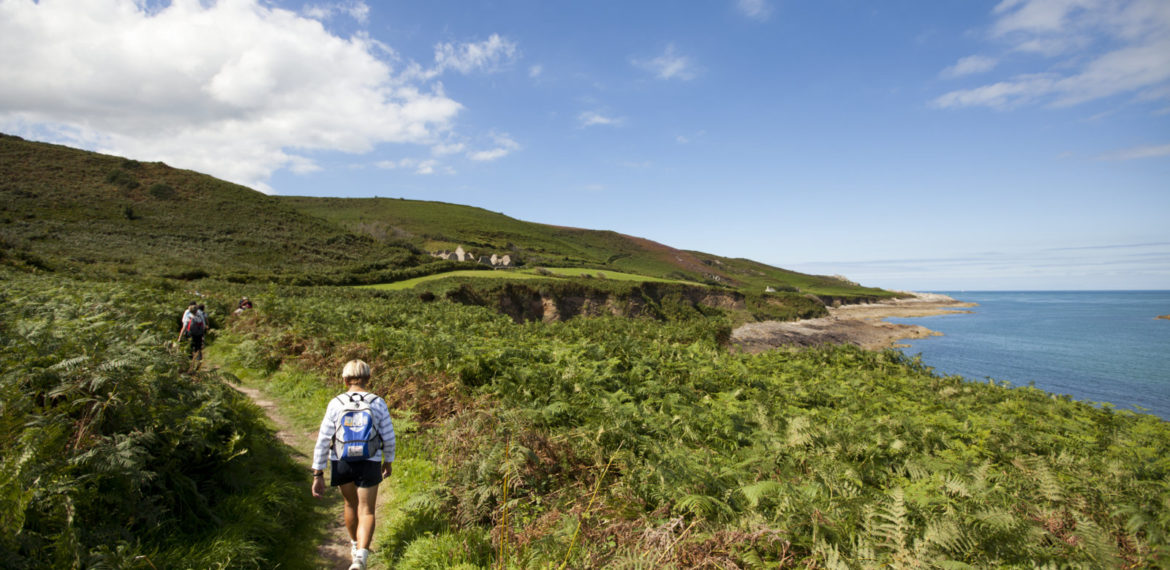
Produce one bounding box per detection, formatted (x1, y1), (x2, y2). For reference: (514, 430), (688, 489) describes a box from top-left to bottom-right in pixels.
(311, 360), (395, 570)
(178, 301), (207, 370)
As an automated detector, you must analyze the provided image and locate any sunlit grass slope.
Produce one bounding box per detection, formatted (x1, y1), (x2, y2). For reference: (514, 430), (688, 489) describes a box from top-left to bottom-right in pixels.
(283, 195), (892, 299)
(2, 133), (891, 300)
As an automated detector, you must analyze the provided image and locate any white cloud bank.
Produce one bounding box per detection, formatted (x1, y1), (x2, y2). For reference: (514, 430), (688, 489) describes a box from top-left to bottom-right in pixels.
(0, 0), (515, 192)
(934, 0), (1170, 109)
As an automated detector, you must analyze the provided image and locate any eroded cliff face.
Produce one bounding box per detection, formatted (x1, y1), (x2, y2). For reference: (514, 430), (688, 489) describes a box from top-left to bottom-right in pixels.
(444, 282), (747, 323)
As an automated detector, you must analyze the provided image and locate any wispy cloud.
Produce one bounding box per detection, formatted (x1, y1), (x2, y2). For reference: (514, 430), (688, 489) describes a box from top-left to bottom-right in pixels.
(1097, 143), (1170, 161)
(787, 242), (1170, 290)
(376, 157), (443, 175)
(529, 64), (543, 78)
(579, 111), (624, 128)
(735, 0), (772, 22)
(430, 142), (466, 156)
(303, 1), (370, 24)
(632, 44), (699, 81)
(468, 133), (519, 161)
(941, 55), (998, 78)
(933, 0), (1170, 109)
(433, 33), (518, 75)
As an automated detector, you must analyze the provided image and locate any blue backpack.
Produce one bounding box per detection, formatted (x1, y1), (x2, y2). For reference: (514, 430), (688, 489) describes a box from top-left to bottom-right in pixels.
(332, 393), (383, 462)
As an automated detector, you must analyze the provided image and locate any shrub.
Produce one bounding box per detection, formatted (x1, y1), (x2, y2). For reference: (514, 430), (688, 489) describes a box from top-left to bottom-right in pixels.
(148, 183), (176, 200)
(105, 169), (139, 190)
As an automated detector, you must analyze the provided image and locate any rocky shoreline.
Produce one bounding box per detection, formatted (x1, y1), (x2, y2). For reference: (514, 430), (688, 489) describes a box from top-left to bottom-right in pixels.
(732, 292), (976, 352)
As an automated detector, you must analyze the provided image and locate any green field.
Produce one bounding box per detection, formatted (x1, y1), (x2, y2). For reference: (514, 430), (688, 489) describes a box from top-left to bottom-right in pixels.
(362, 267), (693, 291)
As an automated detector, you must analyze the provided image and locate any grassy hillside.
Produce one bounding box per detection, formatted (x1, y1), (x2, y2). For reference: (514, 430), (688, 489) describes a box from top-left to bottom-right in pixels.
(3, 133), (891, 302)
(283, 195), (893, 300)
(0, 134), (420, 281)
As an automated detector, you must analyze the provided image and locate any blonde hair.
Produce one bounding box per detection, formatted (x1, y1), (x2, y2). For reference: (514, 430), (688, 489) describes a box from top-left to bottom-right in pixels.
(341, 360), (371, 384)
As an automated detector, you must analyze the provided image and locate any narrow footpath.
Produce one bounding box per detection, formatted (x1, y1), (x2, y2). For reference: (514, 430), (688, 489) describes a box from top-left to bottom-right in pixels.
(227, 379), (355, 569)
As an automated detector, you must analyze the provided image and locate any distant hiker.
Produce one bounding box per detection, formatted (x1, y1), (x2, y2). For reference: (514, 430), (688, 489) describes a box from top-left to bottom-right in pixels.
(179, 302), (207, 370)
(180, 301), (195, 325)
(311, 360), (395, 570)
(237, 297), (252, 312)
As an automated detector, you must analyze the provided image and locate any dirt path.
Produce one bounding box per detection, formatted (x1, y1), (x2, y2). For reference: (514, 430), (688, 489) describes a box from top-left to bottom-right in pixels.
(227, 381), (355, 569)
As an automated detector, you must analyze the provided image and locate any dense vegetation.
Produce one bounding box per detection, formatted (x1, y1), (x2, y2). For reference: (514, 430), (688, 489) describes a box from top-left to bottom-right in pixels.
(0, 271), (319, 568)
(213, 284), (1170, 568)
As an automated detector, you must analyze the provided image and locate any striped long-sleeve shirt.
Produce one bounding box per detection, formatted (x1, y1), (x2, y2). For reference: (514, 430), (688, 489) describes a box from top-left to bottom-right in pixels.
(311, 391), (396, 471)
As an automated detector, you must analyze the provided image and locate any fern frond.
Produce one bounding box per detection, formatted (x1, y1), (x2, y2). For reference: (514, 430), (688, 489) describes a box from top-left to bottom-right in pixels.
(739, 480), (784, 509)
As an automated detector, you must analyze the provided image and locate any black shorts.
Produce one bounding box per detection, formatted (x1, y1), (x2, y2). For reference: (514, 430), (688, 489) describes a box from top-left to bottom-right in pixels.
(189, 333), (204, 352)
(330, 460), (383, 488)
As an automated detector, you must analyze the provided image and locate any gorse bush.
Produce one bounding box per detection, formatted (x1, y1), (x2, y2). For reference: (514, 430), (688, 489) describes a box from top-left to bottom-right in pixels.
(0, 271), (317, 569)
(220, 285), (1170, 568)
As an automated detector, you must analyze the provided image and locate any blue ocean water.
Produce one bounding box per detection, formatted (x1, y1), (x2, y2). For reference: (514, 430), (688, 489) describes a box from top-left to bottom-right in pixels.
(889, 291), (1170, 420)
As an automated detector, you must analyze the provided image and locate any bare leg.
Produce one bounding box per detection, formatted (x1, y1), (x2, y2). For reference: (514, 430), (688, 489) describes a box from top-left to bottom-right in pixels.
(355, 484), (380, 549)
(339, 483), (359, 542)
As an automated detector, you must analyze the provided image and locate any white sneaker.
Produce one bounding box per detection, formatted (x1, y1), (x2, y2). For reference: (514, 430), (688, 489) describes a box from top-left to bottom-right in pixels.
(348, 548), (368, 570)
(350, 540), (358, 560)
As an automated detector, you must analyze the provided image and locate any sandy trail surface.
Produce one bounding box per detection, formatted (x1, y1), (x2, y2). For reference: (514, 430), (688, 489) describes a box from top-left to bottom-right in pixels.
(732, 293), (976, 352)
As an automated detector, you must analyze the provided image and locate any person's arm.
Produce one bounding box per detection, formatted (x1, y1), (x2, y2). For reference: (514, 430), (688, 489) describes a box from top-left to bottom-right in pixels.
(375, 398), (395, 477)
(310, 400), (339, 497)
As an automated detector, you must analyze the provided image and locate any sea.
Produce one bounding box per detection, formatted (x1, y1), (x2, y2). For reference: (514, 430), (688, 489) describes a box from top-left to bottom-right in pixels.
(888, 291), (1170, 421)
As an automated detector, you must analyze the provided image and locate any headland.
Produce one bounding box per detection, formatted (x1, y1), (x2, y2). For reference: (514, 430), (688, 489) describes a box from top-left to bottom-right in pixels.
(732, 292), (975, 352)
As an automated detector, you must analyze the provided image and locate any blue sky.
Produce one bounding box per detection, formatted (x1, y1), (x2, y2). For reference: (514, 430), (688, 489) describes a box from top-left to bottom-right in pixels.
(2, 0), (1168, 290)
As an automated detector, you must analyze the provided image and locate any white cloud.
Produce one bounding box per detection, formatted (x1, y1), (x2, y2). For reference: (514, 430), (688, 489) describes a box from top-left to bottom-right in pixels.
(375, 157), (441, 175)
(0, 0), (521, 192)
(529, 64), (543, 78)
(1098, 142), (1170, 160)
(431, 142), (466, 156)
(941, 55), (999, 78)
(578, 111), (624, 128)
(434, 34), (518, 75)
(303, 1), (370, 24)
(632, 44), (699, 81)
(468, 133), (519, 161)
(934, 0), (1170, 109)
(933, 74), (1056, 109)
(736, 0), (772, 22)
